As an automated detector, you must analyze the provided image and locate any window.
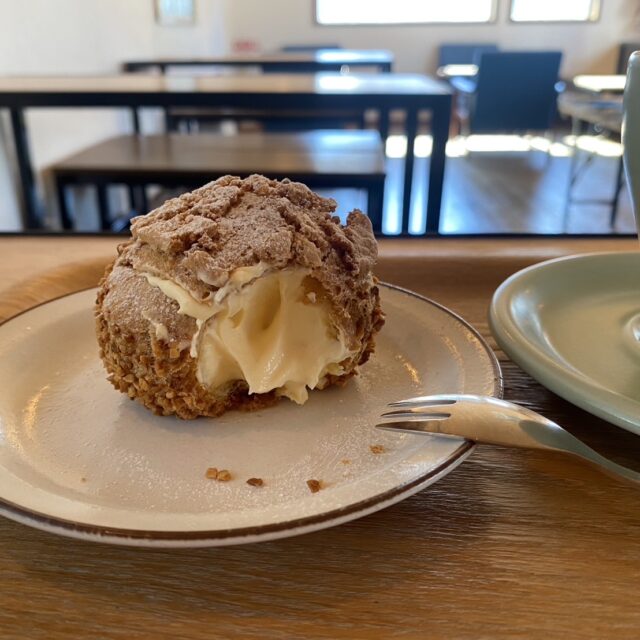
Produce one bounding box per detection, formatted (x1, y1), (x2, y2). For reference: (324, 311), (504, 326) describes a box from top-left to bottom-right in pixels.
(510, 0), (600, 22)
(315, 0), (496, 25)
(154, 0), (195, 26)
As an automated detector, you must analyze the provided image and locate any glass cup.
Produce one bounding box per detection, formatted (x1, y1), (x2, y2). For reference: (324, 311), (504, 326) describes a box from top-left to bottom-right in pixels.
(622, 55), (640, 346)
(623, 51), (640, 231)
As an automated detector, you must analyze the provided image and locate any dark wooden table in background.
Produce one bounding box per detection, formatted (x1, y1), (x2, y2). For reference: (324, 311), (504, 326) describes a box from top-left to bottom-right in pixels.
(0, 72), (451, 235)
(122, 50), (394, 74)
(1, 236), (639, 639)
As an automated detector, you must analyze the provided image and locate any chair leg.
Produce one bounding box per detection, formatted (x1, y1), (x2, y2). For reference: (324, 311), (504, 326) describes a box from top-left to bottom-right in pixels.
(563, 117), (582, 231)
(610, 155), (625, 229)
(56, 179), (73, 230)
(543, 130), (554, 168)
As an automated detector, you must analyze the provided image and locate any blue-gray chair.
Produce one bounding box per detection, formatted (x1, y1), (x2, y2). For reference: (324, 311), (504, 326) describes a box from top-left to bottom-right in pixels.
(453, 51), (563, 134)
(438, 43), (499, 67)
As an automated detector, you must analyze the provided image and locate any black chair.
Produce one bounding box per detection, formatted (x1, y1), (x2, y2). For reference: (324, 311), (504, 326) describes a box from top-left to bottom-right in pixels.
(438, 43), (499, 67)
(453, 51), (563, 134)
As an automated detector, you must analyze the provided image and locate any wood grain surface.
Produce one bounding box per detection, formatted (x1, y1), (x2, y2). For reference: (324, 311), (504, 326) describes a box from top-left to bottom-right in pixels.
(1, 236), (639, 640)
(0, 72), (448, 96)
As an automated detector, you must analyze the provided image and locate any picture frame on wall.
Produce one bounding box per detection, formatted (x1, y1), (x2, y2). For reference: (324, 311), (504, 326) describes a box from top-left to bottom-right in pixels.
(154, 0), (196, 26)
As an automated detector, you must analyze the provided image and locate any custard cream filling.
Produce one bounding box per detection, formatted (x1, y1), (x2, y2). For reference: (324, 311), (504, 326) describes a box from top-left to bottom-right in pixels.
(143, 266), (353, 404)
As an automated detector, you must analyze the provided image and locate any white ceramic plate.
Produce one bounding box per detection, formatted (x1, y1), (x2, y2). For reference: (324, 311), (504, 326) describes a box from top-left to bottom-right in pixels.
(0, 284), (501, 547)
(490, 251), (640, 435)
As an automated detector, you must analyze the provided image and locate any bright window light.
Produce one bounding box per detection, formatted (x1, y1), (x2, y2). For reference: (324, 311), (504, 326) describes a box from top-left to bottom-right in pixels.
(316, 0), (495, 25)
(155, 0), (195, 25)
(510, 0), (599, 22)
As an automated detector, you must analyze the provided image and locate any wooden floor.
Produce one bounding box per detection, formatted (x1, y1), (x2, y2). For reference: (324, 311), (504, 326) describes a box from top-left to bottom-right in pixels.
(440, 152), (634, 235)
(320, 150), (635, 235)
(61, 143), (637, 236)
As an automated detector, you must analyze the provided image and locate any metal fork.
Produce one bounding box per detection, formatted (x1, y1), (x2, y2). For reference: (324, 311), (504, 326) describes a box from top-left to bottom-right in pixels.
(376, 394), (640, 484)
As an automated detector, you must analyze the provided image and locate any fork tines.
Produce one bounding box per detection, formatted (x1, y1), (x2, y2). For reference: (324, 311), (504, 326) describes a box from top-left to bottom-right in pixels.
(387, 397), (458, 408)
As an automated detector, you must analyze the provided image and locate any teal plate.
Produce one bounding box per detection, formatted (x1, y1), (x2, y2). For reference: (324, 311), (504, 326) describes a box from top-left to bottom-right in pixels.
(490, 252), (640, 435)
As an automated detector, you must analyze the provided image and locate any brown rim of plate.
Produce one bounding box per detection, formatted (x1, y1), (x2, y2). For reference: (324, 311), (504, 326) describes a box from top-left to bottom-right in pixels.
(0, 282), (503, 542)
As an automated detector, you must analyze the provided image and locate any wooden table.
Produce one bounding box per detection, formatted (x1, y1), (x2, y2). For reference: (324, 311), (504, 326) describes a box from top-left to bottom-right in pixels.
(0, 73), (451, 235)
(2, 236), (640, 639)
(573, 74), (626, 94)
(51, 131), (386, 231)
(122, 50), (394, 74)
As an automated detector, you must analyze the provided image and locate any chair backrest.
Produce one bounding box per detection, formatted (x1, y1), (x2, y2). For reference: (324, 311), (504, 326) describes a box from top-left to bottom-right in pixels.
(470, 51), (562, 133)
(438, 44), (499, 67)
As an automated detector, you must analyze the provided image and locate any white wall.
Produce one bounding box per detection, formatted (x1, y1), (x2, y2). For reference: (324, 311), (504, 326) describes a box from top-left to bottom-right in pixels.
(226, 0), (640, 76)
(0, 0), (228, 229)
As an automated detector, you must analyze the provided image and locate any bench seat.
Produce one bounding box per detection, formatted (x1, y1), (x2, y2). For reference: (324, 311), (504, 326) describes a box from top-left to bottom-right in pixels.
(52, 130), (385, 232)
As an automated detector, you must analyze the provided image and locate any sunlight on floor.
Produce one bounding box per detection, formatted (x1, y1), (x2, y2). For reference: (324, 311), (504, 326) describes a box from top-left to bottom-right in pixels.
(381, 132), (625, 235)
(562, 135), (623, 157)
(385, 134), (622, 159)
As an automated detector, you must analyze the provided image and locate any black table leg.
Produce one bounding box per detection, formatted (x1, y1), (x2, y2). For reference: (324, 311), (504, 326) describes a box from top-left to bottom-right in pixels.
(127, 183), (148, 215)
(127, 184), (137, 213)
(366, 181), (384, 233)
(55, 178), (73, 230)
(401, 108), (418, 234)
(426, 98), (451, 234)
(131, 108), (141, 133)
(9, 108), (41, 228)
(139, 184), (149, 214)
(96, 183), (111, 230)
(378, 108), (390, 141)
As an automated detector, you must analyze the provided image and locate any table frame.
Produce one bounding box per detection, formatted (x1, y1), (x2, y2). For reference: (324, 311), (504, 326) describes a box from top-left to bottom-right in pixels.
(563, 117), (625, 229)
(559, 93), (624, 229)
(122, 53), (393, 74)
(0, 77), (451, 235)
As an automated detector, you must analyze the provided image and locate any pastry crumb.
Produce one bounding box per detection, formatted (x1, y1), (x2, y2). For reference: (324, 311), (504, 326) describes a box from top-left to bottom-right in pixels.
(306, 479), (322, 493)
(246, 477), (264, 487)
(370, 444), (385, 454)
(206, 467), (232, 481)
